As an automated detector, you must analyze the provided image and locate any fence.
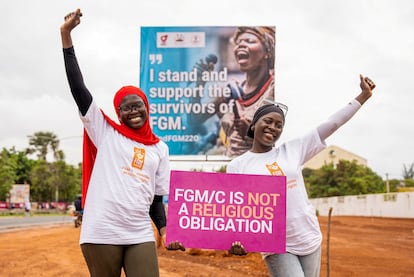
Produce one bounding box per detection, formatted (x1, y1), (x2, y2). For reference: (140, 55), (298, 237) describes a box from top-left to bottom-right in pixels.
(309, 192), (414, 218)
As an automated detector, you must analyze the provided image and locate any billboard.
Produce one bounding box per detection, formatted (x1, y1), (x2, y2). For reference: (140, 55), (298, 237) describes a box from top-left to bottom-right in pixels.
(140, 26), (275, 157)
(9, 184), (30, 203)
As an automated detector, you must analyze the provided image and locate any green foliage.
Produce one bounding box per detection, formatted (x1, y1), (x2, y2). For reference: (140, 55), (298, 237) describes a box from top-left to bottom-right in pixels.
(50, 160), (81, 202)
(388, 179), (401, 192)
(29, 159), (82, 202)
(30, 159), (54, 202)
(0, 132), (82, 203)
(13, 149), (35, 184)
(304, 160), (385, 198)
(0, 148), (18, 200)
(404, 178), (414, 187)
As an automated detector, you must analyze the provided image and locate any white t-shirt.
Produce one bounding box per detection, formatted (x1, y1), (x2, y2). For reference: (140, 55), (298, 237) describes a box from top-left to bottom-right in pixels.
(226, 99), (362, 256)
(226, 129), (325, 255)
(79, 100), (170, 245)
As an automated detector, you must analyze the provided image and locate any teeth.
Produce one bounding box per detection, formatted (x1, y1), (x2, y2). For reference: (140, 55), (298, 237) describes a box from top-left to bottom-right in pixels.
(130, 116), (141, 123)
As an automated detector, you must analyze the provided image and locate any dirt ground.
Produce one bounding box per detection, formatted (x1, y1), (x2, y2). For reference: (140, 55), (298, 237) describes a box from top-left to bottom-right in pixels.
(0, 216), (413, 277)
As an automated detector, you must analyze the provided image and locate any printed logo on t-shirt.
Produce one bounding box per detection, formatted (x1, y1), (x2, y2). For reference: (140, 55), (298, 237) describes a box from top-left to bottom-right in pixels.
(132, 147), (145, 170)
(266, 162), (284, 176)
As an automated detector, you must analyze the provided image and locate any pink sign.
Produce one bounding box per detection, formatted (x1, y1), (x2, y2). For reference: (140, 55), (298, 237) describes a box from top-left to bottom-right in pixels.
(166, 170), (286, 253)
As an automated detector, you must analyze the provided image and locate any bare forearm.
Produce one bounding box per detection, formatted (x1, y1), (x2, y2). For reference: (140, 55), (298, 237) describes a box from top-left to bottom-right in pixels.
(355, 90), (371, 105)
(61, 29), (73, 49)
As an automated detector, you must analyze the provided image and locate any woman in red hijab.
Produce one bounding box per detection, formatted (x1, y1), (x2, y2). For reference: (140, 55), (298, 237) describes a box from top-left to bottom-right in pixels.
(61, 9), (182, 277)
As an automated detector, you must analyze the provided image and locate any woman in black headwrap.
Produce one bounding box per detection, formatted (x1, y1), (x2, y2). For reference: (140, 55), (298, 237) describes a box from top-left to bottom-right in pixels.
(227, 75), (376, 277)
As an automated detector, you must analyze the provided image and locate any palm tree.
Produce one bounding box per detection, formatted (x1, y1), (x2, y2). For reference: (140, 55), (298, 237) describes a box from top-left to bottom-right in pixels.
(27, 131), (64, 161)
(402, 163), (414, 179)
(27, 131), (65, 202)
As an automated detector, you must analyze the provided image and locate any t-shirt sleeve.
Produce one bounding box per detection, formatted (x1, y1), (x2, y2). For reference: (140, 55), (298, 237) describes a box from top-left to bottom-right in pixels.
(80, 100), (107, 147)
(154, 142), (170, 196)
(316, 99), (361, 141)
(284, 129), (326, 166)
(226, 160), (238, 174)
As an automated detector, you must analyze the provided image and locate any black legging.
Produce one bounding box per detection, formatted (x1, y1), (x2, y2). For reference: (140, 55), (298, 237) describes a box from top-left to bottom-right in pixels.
(81, 242), (159, 277)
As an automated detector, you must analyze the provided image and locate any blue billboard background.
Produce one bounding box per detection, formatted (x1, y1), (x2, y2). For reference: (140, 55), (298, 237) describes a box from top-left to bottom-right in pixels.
(140, 26), (275, 156)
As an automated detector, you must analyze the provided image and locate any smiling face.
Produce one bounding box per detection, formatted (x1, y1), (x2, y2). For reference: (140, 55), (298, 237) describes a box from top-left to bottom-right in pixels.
(251, 111), (284, 153)
(233, 32), (268, 72)
(117, 94), (148, 130)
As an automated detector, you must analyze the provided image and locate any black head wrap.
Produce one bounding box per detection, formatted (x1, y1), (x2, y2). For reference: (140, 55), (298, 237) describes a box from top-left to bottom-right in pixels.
(247, 104), (285, 138)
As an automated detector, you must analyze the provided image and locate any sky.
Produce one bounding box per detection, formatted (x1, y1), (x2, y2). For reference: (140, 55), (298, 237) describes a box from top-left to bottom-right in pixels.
(0, 0), (413, 180)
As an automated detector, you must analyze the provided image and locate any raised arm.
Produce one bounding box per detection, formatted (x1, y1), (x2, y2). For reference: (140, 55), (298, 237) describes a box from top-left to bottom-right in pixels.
(60, 9), (92, 116)
(317, 74), (376, 141)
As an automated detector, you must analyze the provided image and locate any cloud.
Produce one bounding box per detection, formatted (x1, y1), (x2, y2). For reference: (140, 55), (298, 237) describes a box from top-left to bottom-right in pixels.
(0, 0), (413, 179)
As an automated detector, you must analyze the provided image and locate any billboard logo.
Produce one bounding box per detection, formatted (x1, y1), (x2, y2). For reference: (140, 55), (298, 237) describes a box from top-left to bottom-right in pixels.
(157, 32), (205, 48)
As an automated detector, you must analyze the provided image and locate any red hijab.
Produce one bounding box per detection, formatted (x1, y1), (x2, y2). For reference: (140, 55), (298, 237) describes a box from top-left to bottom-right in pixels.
(81, 86), (159, 207)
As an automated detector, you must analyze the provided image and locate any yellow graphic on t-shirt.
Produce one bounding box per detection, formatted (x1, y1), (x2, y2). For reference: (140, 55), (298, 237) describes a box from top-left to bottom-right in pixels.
(266, 162), (284, 176)
(132, 147), (145, 170)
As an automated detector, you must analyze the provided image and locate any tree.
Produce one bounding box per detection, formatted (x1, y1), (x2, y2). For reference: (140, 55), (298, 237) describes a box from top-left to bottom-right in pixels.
(404, 179), (414, 188)
(0, 148), (17, 200)
(13, 148), (35, 184)
(29, 160), (54, 202)
(29, 159), (82, 203)
(402, 163), (414, 179)
(27, 131), (64, 161)
(304, 160), (385, 198)
(26, 131), (71, 202)
(0, 132), (82, 204)
(49, 160), (81, 202)
(388, 178), (402, 192)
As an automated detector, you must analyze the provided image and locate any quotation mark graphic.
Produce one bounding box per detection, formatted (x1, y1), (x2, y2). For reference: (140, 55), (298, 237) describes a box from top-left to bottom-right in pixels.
(149, 54), (163, 64)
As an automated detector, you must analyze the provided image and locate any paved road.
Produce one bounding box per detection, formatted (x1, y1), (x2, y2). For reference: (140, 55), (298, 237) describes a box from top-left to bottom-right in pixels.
(0, 214), (73, 231)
